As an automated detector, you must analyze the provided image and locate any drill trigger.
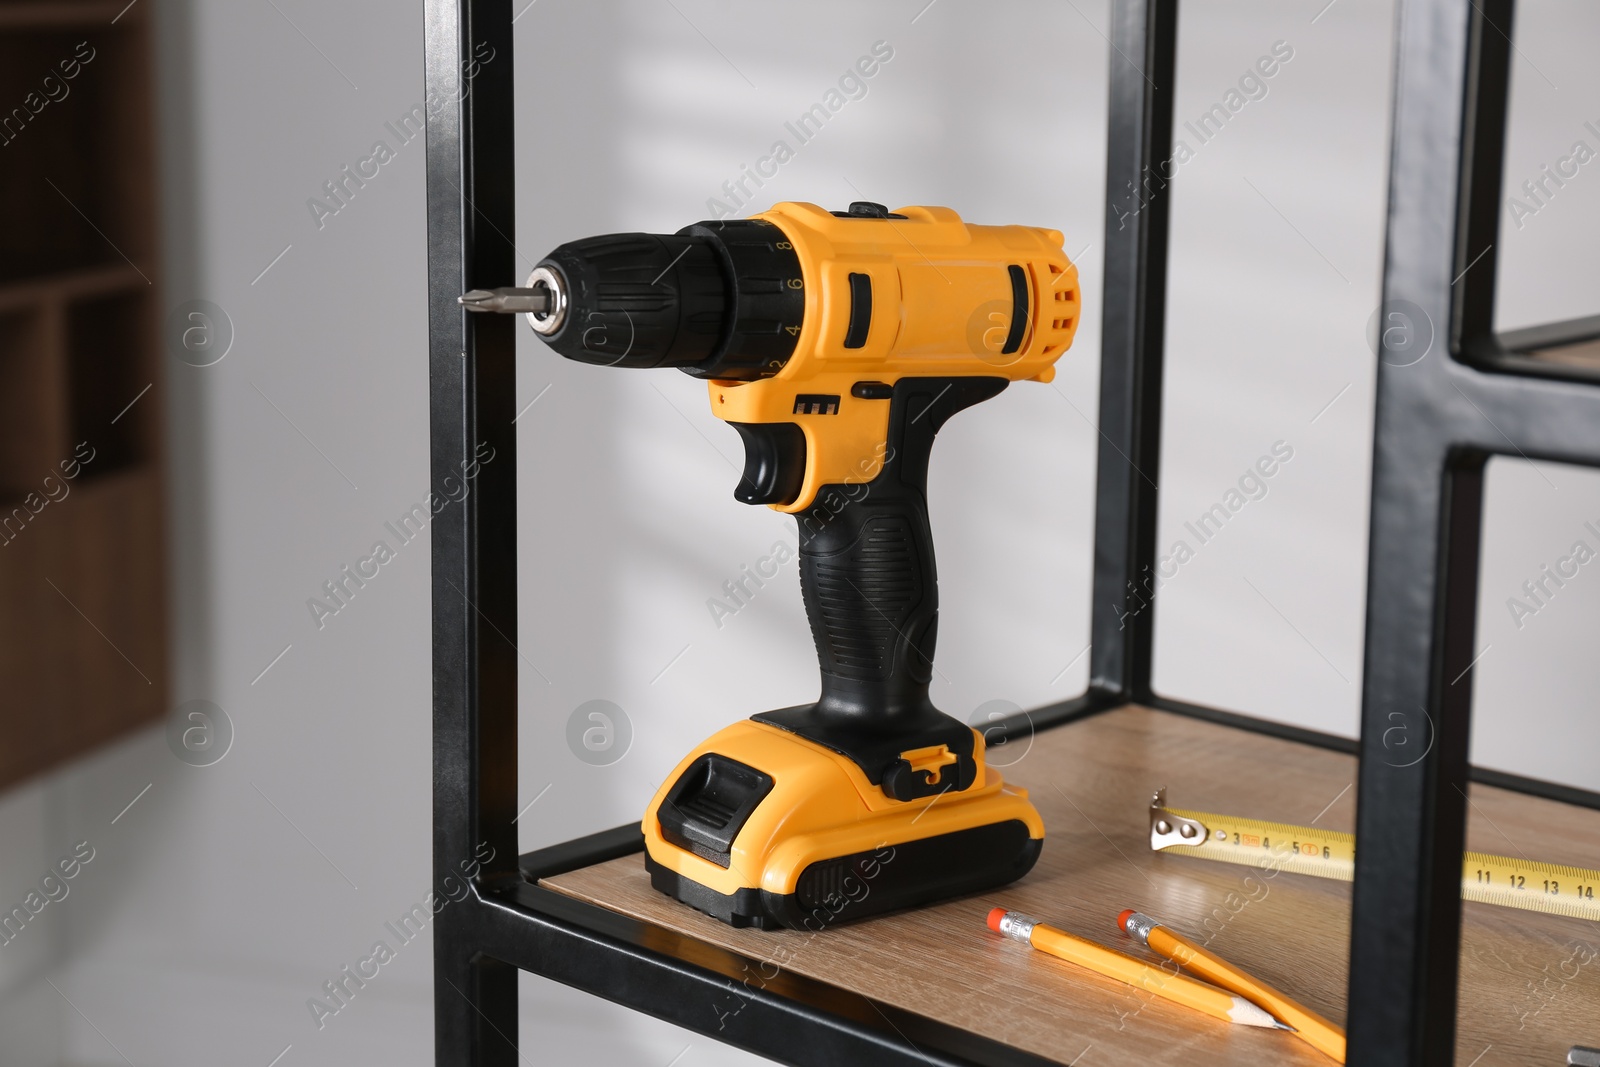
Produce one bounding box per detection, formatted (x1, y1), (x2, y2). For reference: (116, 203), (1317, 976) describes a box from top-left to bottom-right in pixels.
(729, 422), (806, 507)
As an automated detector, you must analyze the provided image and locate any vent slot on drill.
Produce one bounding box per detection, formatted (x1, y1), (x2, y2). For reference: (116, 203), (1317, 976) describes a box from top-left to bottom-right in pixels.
(1001, 264), (1029, 355)
(844, 272), (872, 349)
(657, 754), (775, 868)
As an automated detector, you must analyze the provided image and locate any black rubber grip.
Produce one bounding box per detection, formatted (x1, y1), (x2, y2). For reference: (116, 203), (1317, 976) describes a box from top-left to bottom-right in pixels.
(754, 377), (1008, 798)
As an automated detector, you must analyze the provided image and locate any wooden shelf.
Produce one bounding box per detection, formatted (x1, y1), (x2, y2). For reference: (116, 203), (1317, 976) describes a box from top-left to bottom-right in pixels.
(544, 706), (1600, 1065)
(1529, 337), (1600, 371)
(0, 469), (167, 787)
(0, 0), (164, 792)
(0, 262), (147, 312)
(0, 2), (142, 32)
(1500, 314), (1600, 376)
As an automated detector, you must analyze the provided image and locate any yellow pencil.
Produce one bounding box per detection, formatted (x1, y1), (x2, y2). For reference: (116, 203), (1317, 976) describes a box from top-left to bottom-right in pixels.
(987, 908), (1289, 1031)
(1118, 909), (1345, 1062)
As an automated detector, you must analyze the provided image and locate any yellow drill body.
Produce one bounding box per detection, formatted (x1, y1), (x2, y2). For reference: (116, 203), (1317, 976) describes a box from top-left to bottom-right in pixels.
(709, 202), (1080, 511)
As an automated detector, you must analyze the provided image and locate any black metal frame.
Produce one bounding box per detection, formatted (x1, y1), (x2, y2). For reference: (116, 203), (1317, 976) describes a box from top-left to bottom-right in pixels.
(425, 1), (1600, 1063)
(1346, 1), (1600, 1063)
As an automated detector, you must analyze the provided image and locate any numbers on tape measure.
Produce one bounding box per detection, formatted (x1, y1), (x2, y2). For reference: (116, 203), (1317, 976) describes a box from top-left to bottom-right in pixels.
(1158, 798), (1600, 922)
(1475, 869), (1598, 903)
(1213, 824), (1342, 861)
(1476, 869), (1529, 888)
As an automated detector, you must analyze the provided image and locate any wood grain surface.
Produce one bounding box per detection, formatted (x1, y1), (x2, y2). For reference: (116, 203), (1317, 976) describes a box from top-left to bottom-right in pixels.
(543, 705), (1600, 1065)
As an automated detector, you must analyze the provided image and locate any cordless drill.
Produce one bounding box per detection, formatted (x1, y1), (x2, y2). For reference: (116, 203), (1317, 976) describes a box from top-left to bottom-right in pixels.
(462, 201), (1080, 929)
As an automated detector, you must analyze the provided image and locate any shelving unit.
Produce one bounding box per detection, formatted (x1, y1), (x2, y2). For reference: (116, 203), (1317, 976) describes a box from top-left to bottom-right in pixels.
(542, 705), (1599, 1065)
(0, 1), (166, 790)
(425, 1), (1600, 1064)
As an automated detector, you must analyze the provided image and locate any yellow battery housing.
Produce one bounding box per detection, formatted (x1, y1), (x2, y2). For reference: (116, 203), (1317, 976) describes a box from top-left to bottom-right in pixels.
(643, 718), (1044, 930)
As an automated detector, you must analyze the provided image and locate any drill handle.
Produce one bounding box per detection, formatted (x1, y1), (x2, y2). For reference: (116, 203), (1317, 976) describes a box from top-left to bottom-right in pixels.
(793, 377), (1007, 730)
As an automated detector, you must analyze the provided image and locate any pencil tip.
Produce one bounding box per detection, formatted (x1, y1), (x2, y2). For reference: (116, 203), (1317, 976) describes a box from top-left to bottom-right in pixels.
(1272, 1020), (1298, 1032)
(1230, 998), (1287, 1029)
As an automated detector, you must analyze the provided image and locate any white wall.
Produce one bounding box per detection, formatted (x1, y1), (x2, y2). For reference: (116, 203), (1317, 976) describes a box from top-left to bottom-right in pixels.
(1151, 1), (1392, 733)
(1, 2), (1595, 1065)
(1471, 1), (1600, 795)
(511, 0), (1110, 848)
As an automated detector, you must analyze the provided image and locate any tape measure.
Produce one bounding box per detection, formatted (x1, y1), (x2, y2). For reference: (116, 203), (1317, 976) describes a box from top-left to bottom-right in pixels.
(1149, 789), (1600, 923)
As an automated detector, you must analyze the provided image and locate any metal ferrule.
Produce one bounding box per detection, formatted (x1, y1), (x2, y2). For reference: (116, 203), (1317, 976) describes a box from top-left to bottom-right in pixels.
(994, 910), (1036, 943)
(1120, 910), (1159, 945)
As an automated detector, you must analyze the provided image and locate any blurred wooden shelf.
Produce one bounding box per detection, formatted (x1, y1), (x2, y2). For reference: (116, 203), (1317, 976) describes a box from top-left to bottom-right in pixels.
(1501, 313), (1600, 375)
(0, 0), (164, 792)
(0, 2), (141, 32)
(0, 262), (146, 311)
(1528, 338), (1600, 371)
(544, 705), (1600, 1065)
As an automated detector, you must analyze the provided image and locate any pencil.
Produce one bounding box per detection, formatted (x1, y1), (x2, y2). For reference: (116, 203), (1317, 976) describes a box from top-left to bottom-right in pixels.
(1118, 909), (1345, 1062)
(987, 908), (1288, 1030)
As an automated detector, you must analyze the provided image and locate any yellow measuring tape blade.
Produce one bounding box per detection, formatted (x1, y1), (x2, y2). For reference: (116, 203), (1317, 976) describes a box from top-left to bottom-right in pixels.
(1149, 790), (1600, 923)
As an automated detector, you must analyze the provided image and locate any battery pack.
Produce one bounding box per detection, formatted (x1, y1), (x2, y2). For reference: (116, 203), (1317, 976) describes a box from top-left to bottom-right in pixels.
(641, 718), (1044, 931)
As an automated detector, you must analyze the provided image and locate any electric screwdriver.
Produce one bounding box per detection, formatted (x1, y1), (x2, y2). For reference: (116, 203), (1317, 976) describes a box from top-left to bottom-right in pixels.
(463, 201), (1080, 929)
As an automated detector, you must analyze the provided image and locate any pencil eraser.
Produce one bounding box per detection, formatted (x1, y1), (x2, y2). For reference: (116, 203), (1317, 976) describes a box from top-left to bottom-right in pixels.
(1116, 909), (1135, 933)
(986, 907), (1007, 932)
